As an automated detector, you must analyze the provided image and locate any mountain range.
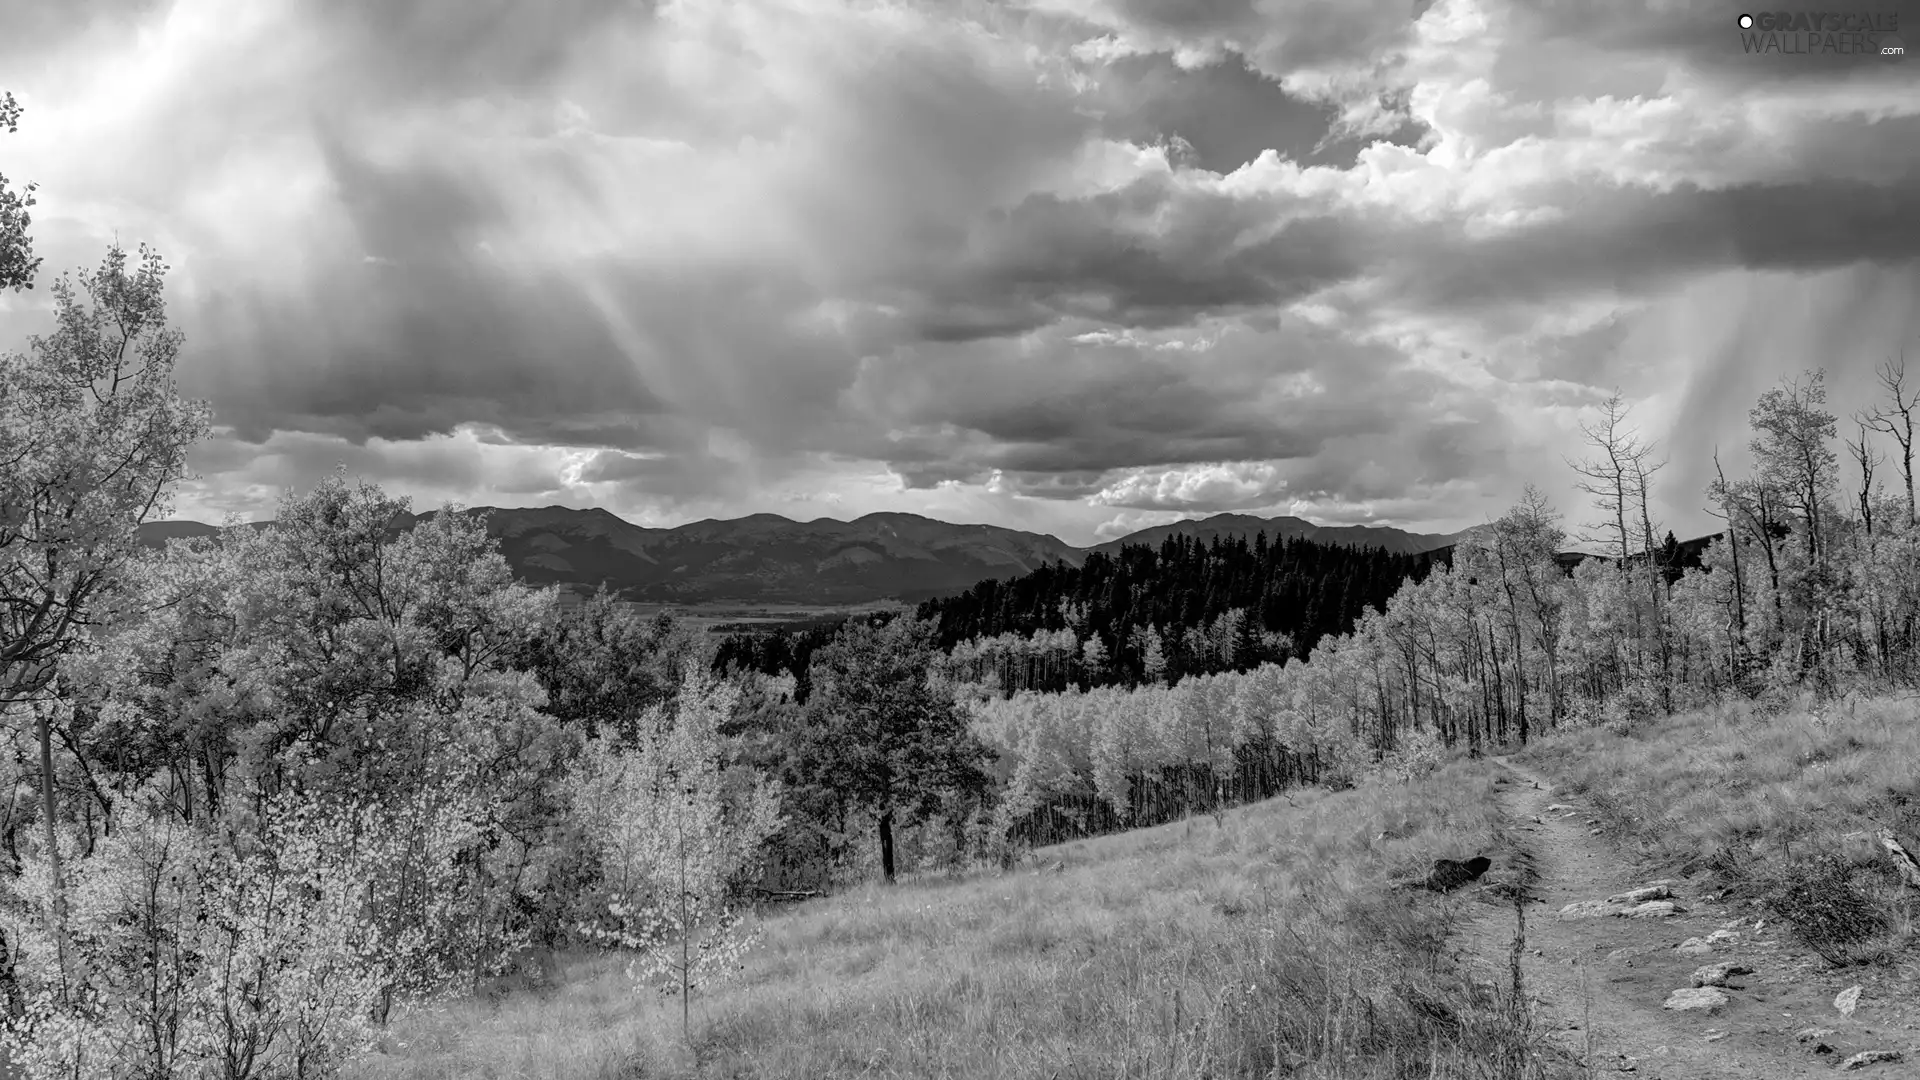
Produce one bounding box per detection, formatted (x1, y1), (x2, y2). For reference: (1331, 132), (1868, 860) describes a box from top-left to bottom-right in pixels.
(135, 506), (1478, 606)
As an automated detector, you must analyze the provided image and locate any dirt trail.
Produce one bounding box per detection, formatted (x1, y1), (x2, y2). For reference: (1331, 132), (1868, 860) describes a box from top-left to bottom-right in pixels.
(1458, 756), (1920, 1078)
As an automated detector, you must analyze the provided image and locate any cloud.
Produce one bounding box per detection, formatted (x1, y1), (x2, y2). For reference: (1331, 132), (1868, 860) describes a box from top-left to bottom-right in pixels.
(5, 0), (1919, 548)
(173, 425), (584, 522)
(1093, 508), (1191, 541)
(1091, 460), (1289, 510)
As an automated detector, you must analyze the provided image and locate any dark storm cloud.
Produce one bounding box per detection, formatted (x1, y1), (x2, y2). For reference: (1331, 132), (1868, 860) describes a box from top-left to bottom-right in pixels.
(841, 318), (1487, 495)
(1089, 54), (1340, 171)
(197, 257), (681, 450)
(1700, 179), (1920, 269)
(886, 106), (1920, 353)
(320, 130), (506, 263)
(1075, 382), (1521, 517)
(987, 471), (1118, 500)
(900, 179), (1360, 340)
(184, 123), (875, 455)
(1384, 167), (1920, 313)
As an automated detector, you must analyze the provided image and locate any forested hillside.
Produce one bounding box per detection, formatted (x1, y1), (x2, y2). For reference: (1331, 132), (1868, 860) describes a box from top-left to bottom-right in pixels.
(919, 534), (1442, 690)
(931, 373), (1920, 854)
(715, 535), (1442, 698)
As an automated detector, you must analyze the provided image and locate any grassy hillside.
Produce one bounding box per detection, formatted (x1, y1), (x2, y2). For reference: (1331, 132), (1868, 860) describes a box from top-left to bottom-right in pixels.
(347, 695), (1920, 1079)
(347, 759), (1556, 1080)
(1519, 695), (1920, 965)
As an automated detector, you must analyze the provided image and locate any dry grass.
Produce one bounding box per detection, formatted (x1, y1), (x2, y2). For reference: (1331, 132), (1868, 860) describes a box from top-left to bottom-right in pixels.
(1519, 692), (1920, 966)
(347, 760), (1564, 1079)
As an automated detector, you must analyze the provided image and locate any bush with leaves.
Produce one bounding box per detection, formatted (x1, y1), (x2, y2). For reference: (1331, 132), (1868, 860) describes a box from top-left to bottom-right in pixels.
(0, 774), (496, 1079)
(567, 664), (783, 1041)
(1757, 853), (1894, 966)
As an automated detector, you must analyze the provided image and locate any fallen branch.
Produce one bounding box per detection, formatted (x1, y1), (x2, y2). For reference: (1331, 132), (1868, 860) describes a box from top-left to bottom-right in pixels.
(751, 887), (821, 903)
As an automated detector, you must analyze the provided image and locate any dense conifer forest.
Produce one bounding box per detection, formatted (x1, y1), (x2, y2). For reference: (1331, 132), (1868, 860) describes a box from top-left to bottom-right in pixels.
(918, 533), (1443, 687)
(715, 535), (1443, 697)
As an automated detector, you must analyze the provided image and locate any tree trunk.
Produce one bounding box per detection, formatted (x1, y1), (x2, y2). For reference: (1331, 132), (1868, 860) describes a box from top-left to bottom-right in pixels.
(878, 808), (897, 883)
(679, 847), (692, 1043)
(36, 702), (69, 995)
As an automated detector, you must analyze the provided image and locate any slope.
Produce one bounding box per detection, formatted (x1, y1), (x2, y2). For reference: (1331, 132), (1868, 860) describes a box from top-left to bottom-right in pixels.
(1461, 758), (1920, 1078)
(135, 506), (1478, 606)
(138, 506), (1084, 605)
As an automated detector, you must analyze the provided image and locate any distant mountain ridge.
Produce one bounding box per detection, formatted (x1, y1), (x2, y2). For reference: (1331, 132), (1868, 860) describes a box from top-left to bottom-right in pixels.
(1089, 513), (1475, 558)
(135, 506), (1481, 605)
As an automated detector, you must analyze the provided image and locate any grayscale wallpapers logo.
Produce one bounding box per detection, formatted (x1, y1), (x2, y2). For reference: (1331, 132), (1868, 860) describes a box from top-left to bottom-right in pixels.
(1737, 11), (1905, 58)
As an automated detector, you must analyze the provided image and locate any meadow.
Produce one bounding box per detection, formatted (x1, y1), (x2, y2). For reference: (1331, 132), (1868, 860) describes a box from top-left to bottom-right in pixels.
(347, 758), (1553, 1080)
(347, 691), (1920, 1079)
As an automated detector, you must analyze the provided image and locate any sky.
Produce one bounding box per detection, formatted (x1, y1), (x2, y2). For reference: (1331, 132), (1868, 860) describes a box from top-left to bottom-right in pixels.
(2, 0), (1919, 548)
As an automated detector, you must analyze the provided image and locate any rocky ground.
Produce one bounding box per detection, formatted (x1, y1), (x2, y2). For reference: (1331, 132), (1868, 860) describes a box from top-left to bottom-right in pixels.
(1456, 758), (1920, 1078)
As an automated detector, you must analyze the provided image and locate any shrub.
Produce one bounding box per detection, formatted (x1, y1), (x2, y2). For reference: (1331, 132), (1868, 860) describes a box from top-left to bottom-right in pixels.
(1757, 854), (1896, 966)
(0, 779), (498, 1079)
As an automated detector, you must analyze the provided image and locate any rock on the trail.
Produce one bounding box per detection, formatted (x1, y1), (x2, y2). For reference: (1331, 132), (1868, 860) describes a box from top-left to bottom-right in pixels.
(1835, 985), (1863, 1016)
(1838, 1049), (1904, 1071)
(1609, 944), (1662, 963)
(1690, 962), (1753, 988)
(1706, 929), (1739, 943)
(1676, 937), (1715, 956)
(1564, 895), (1688, 921)
(1546, 803), (1574, 811)
(1607, 885), (1674, 904)
(1616, 900), (1685, 918)
(1663, 987), (1730, 1012)
(1795, 1027), (1838, 1055)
